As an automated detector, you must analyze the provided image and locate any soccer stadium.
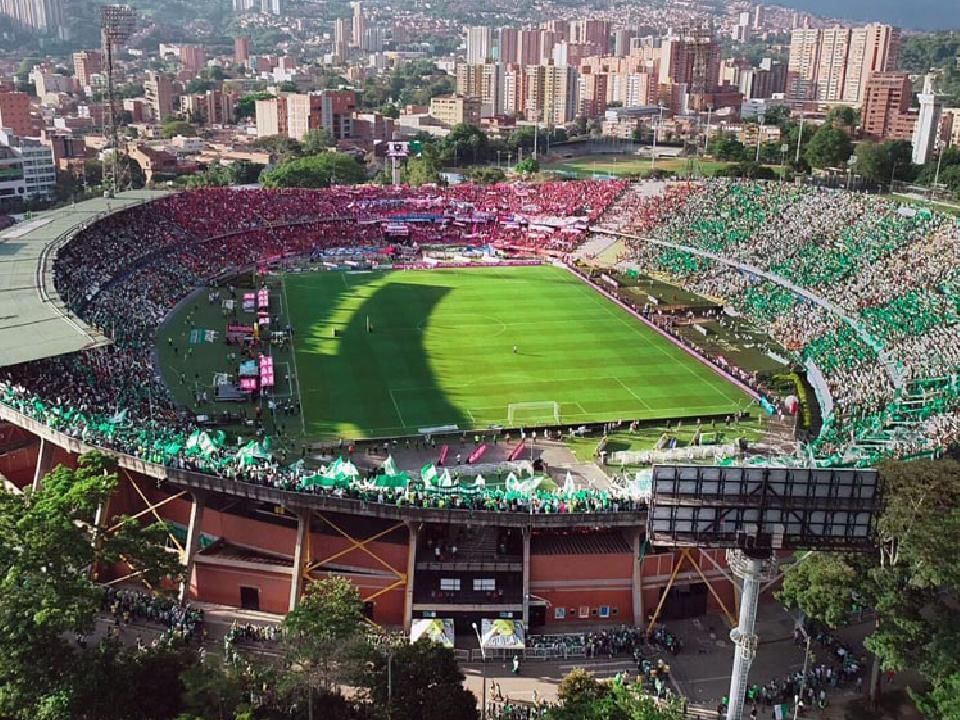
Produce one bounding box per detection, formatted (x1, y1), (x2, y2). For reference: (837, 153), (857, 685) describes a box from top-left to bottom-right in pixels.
(0, 178), (956, 641)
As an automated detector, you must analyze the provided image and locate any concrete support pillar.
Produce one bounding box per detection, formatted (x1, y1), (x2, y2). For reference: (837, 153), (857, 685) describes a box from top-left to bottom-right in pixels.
(288, 510), (310, 612)
(404, 521), (418, 630)
(32, 437), (54, 492)
(521, 527), (531, 628)
(631, 528), (645, 628)
(178, 491), (206, 605)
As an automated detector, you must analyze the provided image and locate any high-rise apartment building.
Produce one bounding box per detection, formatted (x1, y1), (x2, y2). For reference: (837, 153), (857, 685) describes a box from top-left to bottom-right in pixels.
(178, 45), (206, 74)
(660, 31), (720, 92)
(568, 19), (610, 50)
(861, 71), (914, 140)
(542, 65), (577, 125)
(334, 18), (349, 60)
(786, 28), (820, 99)
(456, 62), (504, 117)
(0, 0), (66, 37)
(234, 37), (251, 65)
(144, 71), (174, 122)
(429, 95), (481, 127)
(498, 28), (518, 64)
(255, 96), (287, 137)
(73, 50), (102, 90)
(351, 1), (365, 48)
(517, 29), (541, 67)
(842, 23), (900, 104)
(465, 26), (493, 64)
(0, 91), (33, 137)
(786, 23), (900, 103)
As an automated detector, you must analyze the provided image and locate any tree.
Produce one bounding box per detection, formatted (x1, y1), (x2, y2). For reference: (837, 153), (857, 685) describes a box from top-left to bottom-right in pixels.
(252, 134), (302, 164)
(467, 167), (506, 184)
(854, 140), (914, 186)
(0, 453), (181, 718)
(281, 576), (368, 697)
(403, 143), (443, 186)
(260, 153), (366, 188)
(235, 92), (274, 120)
(825, 105), (859, 130)
(278, 80), (299, 93)
(803, 124), (854, 169)
(161, 120), (196, 139)
(714, 161), (779, 180)
(514, 156), (540, 175)
(763, 104), (792, 127)
(710, 133), (747, 161)
(228, 160), (264, 185)
(367, 639), (477, 720)
(547, 670), (685, 720)
(780, 460), (960, 712)
(302, 128), (336, 155)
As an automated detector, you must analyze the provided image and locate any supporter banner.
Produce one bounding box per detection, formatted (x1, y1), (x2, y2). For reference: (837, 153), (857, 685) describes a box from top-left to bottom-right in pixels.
(410, 619), (454, 648)
(392, 260), (542, 271)
(480, 619), (525, 649)
(188, 329), (218, 344)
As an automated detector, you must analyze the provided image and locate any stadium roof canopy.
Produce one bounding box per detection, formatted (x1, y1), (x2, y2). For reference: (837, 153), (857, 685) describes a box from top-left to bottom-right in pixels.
(0, 190), (167, 369)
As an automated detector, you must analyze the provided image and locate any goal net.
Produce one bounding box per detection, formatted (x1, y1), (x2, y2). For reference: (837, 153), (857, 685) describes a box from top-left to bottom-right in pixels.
(507, 401), (561, 427)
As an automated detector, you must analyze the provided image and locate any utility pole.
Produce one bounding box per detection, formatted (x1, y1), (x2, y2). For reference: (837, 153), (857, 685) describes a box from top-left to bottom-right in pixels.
(472, 623), (487, 720)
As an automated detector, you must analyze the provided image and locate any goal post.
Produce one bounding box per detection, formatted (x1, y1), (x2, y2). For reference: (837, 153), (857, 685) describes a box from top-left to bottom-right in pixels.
(507, 401), (561, 427)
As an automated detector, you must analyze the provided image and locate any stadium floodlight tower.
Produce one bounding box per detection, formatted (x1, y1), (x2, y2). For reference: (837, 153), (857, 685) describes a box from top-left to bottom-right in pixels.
(100, 4), (137, 197)
(647, 464), (882, 720)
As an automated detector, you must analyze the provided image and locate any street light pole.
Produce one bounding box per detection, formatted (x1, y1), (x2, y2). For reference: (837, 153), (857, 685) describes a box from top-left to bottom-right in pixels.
(652, 104), (664, 170)
(472, 622), (487, 720)
(795, 110), (804, 164)
(755, 116), (765, 164)
(934, 140), (944, 189)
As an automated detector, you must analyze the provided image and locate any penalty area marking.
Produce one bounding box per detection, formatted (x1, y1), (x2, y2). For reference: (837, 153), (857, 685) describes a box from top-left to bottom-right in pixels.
(614, 377), (652, 410)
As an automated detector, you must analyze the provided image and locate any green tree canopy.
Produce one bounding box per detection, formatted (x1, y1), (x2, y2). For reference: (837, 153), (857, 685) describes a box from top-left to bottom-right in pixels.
(780, 459), (960, 715)
(302, 128), (336, 155)
(547, 669), (685, 720)
(467, 166), (506, 184)
(260, 152), (366, 188)
(854, 140), (914, 185)
(235, 91), (274, 120)
(710, 133), (747, 161)
(252, 134), (302, 164)
(514, 156), (540, 175)
(803, 123), (854, 169)
(160, 120), (196, 139)
(367, 639), (477, 720)
(0, 453), (181, 718)
(281, 576), (368, 695)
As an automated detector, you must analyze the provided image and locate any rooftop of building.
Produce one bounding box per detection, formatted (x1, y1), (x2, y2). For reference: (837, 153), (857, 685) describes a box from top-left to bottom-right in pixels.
(0, 190), (167, 368)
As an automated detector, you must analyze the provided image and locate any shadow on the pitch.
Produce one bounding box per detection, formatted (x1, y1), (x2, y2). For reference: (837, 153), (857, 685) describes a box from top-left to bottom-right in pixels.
(306, 278), (468, 438)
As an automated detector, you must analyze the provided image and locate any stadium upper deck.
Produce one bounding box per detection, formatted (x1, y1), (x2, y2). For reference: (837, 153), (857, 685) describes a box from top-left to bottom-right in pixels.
(0, 191), (166, 368)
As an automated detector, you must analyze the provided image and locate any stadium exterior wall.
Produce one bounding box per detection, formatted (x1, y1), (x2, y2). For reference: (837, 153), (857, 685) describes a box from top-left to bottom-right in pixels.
(0, 413), (751, 630)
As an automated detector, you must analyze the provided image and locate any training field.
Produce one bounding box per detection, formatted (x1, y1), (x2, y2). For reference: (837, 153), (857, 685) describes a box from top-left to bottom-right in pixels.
(284, 265), (752, 439)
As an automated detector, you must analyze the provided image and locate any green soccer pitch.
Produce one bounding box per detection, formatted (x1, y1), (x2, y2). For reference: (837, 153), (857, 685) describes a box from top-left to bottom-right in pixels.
(282, 265), (753, 440)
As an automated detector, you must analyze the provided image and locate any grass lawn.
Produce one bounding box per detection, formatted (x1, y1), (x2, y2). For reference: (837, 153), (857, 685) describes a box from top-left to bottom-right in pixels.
(283, 265), (753, 439)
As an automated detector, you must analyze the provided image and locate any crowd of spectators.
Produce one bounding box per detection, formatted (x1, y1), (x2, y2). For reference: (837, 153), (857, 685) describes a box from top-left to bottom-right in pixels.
(602, 180), (960, 465)
(103, 587), (204, 642)
(1, 182), (629, 513)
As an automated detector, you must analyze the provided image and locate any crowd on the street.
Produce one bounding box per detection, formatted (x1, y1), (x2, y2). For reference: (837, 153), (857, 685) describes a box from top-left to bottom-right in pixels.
(605, 180), (960, 466)
(102, 587), (204, 642)
(1, 182), (632, 513)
